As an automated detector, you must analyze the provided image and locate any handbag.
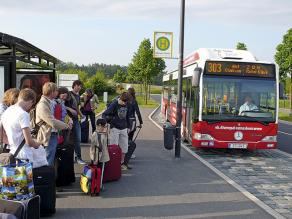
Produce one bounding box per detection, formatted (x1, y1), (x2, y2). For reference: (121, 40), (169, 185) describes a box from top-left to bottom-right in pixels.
(0, 161), (35, 200)
(0, 137), (35, 201)
(0, 139), (26, 166)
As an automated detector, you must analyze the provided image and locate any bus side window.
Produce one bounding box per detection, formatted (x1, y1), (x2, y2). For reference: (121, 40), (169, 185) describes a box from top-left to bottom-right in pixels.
(193, 87), (200, 122)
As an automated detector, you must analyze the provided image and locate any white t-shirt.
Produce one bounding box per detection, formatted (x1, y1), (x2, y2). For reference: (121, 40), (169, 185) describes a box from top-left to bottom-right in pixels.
(1, 105), (33, 161)
(239, 102), (258, 115)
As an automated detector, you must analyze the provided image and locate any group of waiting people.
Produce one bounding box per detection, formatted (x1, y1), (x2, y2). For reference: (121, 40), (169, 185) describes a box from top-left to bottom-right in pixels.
(0, 79), (143, 171)
(0, 80), (93, 167)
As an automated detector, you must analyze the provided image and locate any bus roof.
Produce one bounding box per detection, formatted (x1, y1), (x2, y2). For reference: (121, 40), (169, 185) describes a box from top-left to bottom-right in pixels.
(183, 48), (257, 66)
(163, 48), (276, 81)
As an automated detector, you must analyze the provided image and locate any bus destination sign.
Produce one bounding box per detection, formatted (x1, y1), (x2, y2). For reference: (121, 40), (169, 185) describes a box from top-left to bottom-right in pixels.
(205, 61), (275, 78)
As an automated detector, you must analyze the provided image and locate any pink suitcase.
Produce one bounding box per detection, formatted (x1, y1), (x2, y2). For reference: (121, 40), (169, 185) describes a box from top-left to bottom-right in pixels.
(103, 144), (122, 182)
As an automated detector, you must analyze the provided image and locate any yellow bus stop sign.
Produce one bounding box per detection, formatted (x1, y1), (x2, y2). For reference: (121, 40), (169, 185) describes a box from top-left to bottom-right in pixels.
(156, 37), (170, 51)
(153, 32), (173, 58)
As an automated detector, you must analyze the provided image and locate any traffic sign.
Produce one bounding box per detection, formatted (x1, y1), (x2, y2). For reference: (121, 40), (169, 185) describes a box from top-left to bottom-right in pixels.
(153, 32), (173, 58)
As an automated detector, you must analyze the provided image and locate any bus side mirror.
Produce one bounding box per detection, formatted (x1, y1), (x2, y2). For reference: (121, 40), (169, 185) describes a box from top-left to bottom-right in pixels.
(279, 83), (284, 99)
(192, 67), (202, 87)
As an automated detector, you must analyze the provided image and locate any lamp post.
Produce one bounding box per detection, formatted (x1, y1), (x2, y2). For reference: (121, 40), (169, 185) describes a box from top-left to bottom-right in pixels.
(175, 0), (185, 158)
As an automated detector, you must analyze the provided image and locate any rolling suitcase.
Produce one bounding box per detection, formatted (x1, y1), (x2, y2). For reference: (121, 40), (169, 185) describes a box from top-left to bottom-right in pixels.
(33, 166), (56, 216)
(80, 164), (102, 196)
(81, 120), (89, 143)
(55, 130), (75, 186)
(0, 195), (40, 219)
(124, 126), (141, 166)
(55, 145), (75, 187)
(103, 144), (122, 182)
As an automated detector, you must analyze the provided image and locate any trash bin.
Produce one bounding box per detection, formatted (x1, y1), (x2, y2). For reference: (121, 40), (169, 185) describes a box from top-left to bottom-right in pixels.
(163, 122), (175, 150)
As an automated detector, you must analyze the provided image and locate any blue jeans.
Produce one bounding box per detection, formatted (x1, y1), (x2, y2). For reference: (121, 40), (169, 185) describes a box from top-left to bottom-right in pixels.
(72, 118), (82, 159)
(45, 132), (58, 166)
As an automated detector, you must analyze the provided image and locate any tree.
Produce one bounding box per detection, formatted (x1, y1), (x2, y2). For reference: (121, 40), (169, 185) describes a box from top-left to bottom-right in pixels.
(275, 28), (292, 114)
(236, 42), (248, 50)
(113, 69), (127, 83)
(275, 28), (292, 80)
(85, 71), (114, 96)
(127, 39), (166, 103)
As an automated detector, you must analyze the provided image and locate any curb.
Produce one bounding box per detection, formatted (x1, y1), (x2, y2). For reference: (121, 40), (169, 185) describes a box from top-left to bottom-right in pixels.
(279, 119), (292, 125)
(148, 105), (285, 219)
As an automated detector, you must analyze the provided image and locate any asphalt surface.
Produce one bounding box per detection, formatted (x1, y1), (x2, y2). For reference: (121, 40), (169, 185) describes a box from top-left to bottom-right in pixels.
(51, 108), (274, 219)
(278, 121), (292, 154)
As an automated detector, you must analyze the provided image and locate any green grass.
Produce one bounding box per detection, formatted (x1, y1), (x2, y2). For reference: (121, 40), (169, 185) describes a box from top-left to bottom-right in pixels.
(121, 83), (162, 94)
(94, 93), (159, 114)
(279, 99), (291, 109)
(136, 96), (159, 108)
(278, 112), (292, 122)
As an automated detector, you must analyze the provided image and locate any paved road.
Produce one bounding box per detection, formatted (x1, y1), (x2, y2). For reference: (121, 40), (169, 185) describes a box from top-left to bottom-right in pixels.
(52, 108), (273, 219)
(278, 121), (292, 154)
(151, 94), (292, 155)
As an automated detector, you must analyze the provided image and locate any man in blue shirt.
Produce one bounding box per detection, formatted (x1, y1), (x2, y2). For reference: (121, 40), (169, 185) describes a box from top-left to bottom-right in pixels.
(102, 92), (130, 170)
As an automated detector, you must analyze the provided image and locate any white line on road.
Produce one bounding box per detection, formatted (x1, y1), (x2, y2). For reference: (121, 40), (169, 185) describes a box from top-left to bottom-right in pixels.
(148, 105), (285, 219)
(278, 131), (292, 136)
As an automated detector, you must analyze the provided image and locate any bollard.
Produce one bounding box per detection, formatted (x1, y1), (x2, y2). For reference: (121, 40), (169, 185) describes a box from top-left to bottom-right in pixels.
(163, 122), (175, 150)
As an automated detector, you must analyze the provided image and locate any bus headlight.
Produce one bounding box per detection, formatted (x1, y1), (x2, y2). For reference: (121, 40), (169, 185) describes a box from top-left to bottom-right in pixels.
(261, 136), (277, 142)
(194, 133), (214, 140)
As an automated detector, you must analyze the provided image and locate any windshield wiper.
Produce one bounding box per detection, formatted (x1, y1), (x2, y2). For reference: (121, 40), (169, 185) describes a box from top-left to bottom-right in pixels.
(234, 116), (270, 126)
(206, 120), (222, 124)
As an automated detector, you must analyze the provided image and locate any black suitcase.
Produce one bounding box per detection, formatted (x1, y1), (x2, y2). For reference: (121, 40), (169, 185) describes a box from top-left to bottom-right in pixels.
(81, 120), (89, 143)
(0, 195), (40, 219)
(33, 166), (56, 216)
(55, 144), (75, 187)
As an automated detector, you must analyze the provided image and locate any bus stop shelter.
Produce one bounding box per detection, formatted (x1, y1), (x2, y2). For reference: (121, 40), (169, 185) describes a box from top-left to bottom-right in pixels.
(0, 32), (59, 100)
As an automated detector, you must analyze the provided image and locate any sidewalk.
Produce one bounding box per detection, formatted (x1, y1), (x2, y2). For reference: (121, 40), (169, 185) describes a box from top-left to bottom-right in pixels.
(53, 108), (274, 219)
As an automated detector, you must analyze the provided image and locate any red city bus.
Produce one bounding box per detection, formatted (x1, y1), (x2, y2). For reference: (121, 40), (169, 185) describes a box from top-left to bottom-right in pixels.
(162, 48), (279, 150)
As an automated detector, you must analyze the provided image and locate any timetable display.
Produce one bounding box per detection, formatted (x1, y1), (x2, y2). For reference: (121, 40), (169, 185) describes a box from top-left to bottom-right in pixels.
(205, 61), (275, 78)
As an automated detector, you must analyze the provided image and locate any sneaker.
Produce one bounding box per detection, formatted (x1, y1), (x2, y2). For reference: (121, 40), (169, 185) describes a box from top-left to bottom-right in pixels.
(76, 157), (86, 165)
(131, 154), (136, 159)
(121, 164), (128, 171)
(126, 164), (132, 170)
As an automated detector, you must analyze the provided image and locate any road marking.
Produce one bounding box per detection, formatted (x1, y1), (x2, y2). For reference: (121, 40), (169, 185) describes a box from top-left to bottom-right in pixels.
(148, 105), (285, 219)
(278, 131), (292, 136)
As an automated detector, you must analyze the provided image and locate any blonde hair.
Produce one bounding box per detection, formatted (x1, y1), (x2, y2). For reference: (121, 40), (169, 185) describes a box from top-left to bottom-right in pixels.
(18, 88), (36, 104)
(42, 82), (57, 96)
(2, 88), (20, 106)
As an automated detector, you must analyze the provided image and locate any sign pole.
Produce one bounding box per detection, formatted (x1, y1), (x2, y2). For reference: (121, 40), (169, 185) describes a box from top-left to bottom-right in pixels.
(175, 0), (185, 158)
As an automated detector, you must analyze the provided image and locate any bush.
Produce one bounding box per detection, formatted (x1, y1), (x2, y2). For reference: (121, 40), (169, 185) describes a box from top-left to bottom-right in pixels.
(85, 72), (115, 96)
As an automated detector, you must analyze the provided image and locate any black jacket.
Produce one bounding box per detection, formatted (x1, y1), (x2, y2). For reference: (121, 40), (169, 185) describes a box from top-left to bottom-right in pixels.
(102, 100), (130, 130)
(127, 99), (143, 125)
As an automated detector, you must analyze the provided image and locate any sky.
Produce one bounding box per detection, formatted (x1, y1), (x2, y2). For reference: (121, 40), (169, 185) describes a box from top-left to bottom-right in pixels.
(0, 0), (291, 71)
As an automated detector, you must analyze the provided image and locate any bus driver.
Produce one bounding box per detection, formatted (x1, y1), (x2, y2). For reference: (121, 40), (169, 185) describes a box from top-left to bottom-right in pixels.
(239, 95), (258, 115)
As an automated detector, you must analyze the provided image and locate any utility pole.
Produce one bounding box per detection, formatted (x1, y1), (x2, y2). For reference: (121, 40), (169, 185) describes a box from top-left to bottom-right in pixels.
(175, 0), (185, 158)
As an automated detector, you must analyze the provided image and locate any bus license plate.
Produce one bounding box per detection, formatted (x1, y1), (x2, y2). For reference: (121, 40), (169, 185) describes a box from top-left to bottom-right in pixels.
(228, 143), (248, 149)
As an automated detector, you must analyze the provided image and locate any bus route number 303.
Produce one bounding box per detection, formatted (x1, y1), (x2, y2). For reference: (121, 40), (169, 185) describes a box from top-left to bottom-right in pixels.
(208, 63), (222, 73)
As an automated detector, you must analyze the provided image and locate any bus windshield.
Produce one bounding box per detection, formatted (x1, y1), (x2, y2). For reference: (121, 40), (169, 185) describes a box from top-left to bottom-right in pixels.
(202, 76), (276, 123)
